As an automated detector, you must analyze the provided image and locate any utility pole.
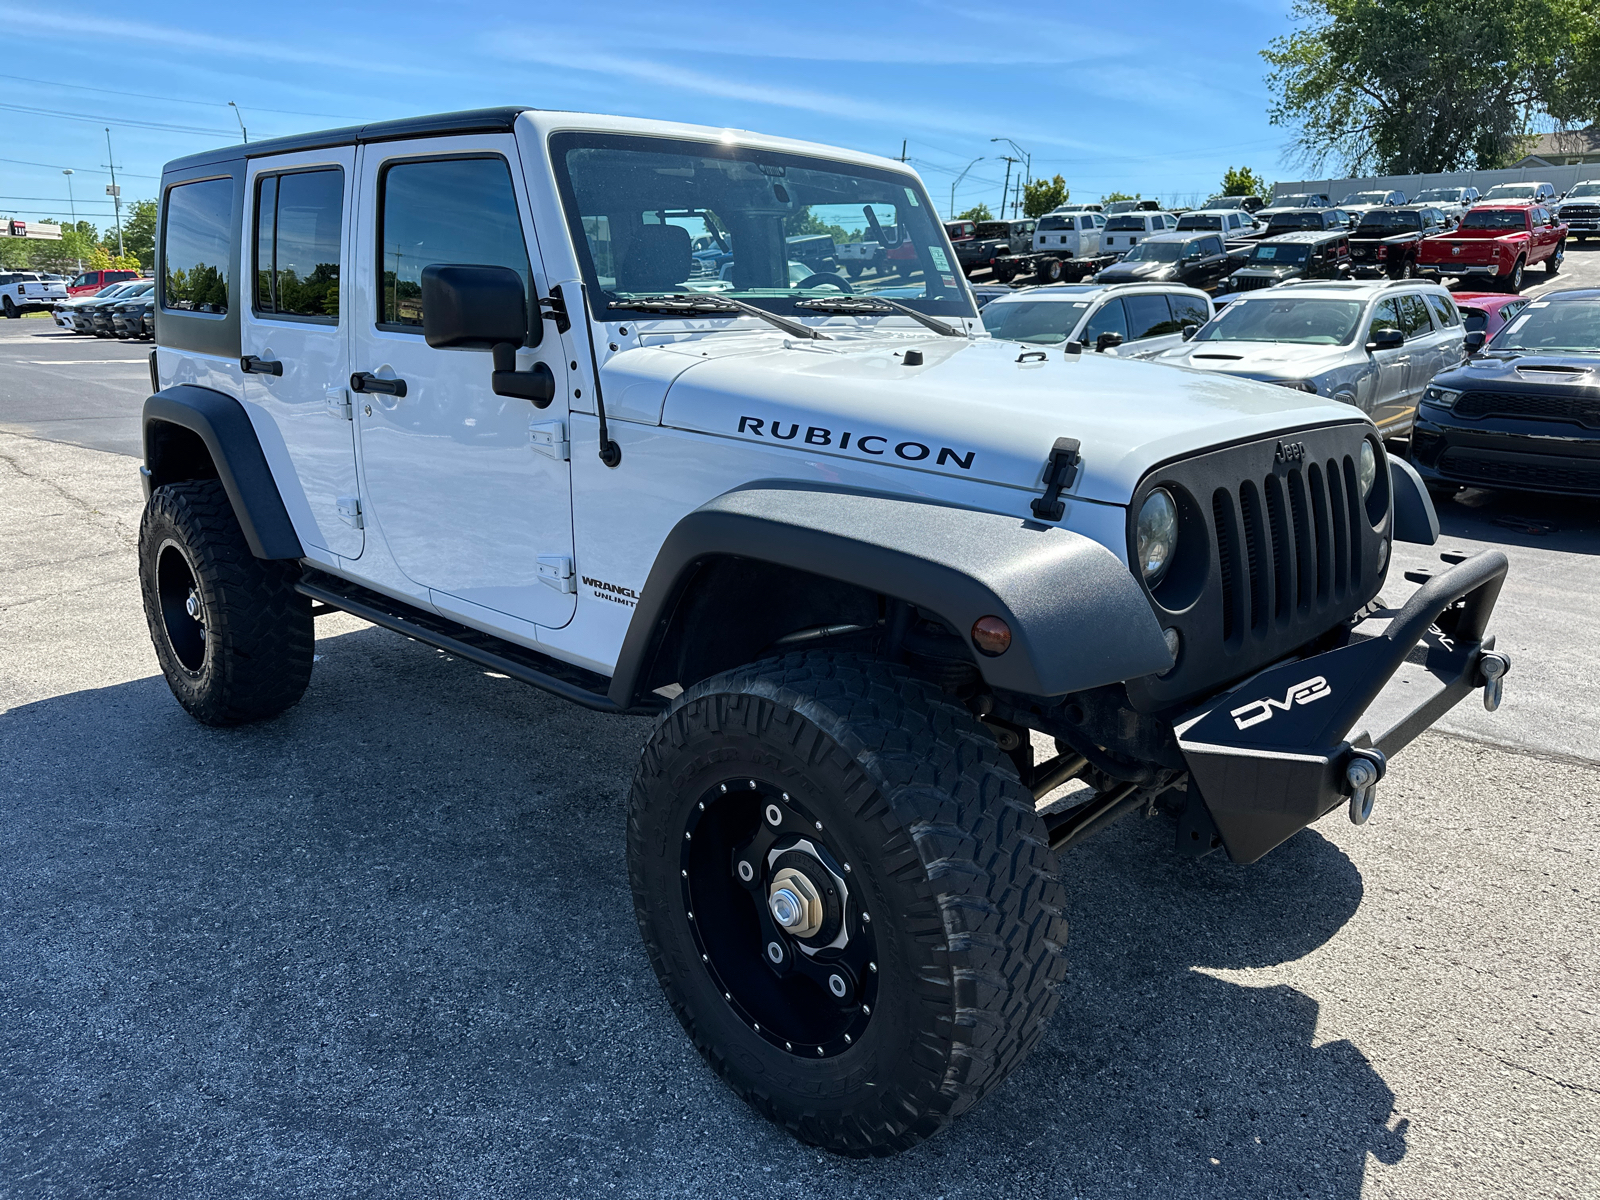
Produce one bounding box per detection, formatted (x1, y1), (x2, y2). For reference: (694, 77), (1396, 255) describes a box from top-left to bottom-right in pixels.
(991, 138), (1031, 217)
(103, 128), (123, 258)
(997, 156), (1019, 219)
(229, 101), (248, 144)
(950, 156), (984, 219)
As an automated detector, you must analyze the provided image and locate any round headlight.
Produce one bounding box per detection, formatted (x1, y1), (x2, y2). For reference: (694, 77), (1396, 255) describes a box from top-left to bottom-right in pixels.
(1136, 488), (1179, 585)
(1358, 440), (1377, 499)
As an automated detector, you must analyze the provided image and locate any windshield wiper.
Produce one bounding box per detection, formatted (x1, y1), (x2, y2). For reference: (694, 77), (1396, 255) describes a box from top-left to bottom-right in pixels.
(607, 293), (828, 340)
(793, 295), (964, 337)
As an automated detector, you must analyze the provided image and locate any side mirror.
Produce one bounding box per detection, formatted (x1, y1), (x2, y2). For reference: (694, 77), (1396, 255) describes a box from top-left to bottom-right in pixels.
(1095, 331), (1124, 353)
(1366, 327), (1405, 352)
(1181, 323), (1199, 341)
(420, 263), (554, 407)
(1464, 330), (1487, 355)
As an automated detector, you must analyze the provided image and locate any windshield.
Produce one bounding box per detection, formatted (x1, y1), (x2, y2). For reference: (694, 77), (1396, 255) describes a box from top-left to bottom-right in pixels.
(1247, 242), (1311, 265)
(981, 298), (1088, 344)
(1415, 189), (1461, 202)
(1345, 192), (1389, 205)
(551, 132), (973, 320)
(1122, 240), (1186, 263)
(1195, 298), (1362, 345)
(1485, 184), (1536, 198)
(1566, 184), (1600, 198)
(1461, 209), (1527, 230)
(1492, 299), (1600, 353)
(1356, 210), (1421, 231)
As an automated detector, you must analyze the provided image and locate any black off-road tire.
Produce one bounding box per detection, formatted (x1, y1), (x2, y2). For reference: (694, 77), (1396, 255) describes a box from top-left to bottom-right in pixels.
(2, 296), (17, 319)
(138, 479), (314, 725)
(628, 653), (1068, 1156)
(1504, 257), (1525, 293)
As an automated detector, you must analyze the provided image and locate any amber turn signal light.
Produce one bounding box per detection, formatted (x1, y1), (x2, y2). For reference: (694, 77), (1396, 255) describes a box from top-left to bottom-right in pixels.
(971, 615), (1012, 657)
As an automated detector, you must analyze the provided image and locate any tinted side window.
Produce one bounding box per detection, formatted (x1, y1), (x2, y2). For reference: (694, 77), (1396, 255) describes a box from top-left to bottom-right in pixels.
(255, 168), (343, 321)
(1169, 292), (1209, 328)
(1369, 298), (1403, 339)
(1083, 298), (1129, 343)
(162, 178), (233, 314)
(1125, 294), (1177, 340)
(1425, 292), (1459, 328)
(1201, 236), (1224, 256)
(1397, 294), (1432, 337)
(379, 156), (531, 331)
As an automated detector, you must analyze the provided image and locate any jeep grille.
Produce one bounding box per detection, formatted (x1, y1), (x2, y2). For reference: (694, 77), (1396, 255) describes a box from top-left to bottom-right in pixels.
(1124, 424), (1390, 712)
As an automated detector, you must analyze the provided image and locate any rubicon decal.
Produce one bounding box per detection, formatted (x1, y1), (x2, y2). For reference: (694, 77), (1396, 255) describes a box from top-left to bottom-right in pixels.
(1230, 676), (1332, 730)
(736, 417), (975, 470)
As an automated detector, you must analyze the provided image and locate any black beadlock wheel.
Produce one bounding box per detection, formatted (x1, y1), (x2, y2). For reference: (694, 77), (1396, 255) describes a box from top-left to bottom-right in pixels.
(627, 653), (1068, 1156)
(138, 479), (314, 725)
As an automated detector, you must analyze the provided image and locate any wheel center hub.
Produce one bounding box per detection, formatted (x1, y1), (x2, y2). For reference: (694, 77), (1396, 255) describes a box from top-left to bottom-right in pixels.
(768, 868), (823, 938)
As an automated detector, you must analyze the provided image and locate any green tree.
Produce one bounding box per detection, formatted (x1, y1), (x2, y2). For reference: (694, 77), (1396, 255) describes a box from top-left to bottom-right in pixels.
(1022, 174), (1068, 218)
(1263, 0), (1600, 175)
(1102, 191), (1140, 203)
(1221, 167), (1268, 197)
(956, 203), (993, 222)
(121, 200), (158, 269)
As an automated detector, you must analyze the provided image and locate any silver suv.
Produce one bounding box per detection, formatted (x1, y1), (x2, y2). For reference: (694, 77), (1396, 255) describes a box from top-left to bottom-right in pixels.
(980, 280), (1213, 358)
(1156, 279), (1466, 438)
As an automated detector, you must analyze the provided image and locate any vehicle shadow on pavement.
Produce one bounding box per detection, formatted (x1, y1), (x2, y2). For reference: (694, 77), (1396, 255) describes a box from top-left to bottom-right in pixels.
(0, 623), (1402, 1199)
(1432, 488), (1600, 556)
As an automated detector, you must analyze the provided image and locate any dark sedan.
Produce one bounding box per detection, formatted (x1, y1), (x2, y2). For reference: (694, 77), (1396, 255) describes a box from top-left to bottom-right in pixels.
(1411, 287), (1600, 496)
(78, 279), (153, 336)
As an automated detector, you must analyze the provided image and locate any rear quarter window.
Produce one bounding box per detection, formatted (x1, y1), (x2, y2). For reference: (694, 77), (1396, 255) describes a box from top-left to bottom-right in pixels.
(162, 178), (234, 314)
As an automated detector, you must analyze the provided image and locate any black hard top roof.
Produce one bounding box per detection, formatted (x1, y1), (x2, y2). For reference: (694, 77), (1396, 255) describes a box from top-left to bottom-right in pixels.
(163, 107), (534, 174)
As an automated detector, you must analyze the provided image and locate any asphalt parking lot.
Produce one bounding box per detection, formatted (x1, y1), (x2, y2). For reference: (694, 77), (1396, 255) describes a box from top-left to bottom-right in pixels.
(2, 256), (1597, 1198)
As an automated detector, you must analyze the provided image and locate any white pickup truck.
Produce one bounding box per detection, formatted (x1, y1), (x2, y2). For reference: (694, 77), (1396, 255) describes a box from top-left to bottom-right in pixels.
(1, 270), (69, 318)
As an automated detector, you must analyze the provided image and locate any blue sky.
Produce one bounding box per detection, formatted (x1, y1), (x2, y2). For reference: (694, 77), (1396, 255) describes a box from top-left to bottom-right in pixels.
(0, 0), (1306, 229)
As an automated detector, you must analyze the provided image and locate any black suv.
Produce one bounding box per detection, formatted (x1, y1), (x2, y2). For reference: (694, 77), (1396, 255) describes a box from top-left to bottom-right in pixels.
(1350, 206), (1451, 279)
(1222, 229), (1351, 292)
(1412, 287), (1600, 496)
(1094, 232), (1236, 291)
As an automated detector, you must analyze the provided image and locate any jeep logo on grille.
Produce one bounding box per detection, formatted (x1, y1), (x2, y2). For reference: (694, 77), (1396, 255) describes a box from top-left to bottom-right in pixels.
(1274, 440), (1306, 464)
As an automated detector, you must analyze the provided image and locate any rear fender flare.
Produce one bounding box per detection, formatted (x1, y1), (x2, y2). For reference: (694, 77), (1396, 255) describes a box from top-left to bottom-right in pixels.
(142, 384), (302, 560)
(608, 482), (1173, 707)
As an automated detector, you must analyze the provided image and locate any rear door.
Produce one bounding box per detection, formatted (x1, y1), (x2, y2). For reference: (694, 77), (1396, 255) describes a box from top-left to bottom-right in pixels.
(239, 149), (363, 559)
(1118, 292), (1188, 359)
(350, 135), (576, 629)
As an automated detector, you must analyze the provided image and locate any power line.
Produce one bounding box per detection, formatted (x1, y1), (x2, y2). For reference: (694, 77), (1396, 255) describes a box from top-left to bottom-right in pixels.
(0, 101), (233, 137)
(0, 195), (120, 204)
(0, 155), (159, 179)
(0, 72), (360, 121)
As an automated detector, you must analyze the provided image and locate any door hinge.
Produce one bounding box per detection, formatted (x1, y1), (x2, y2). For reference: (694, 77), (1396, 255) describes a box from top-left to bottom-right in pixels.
(528, 419), (569, 461)
(537, 555), (576, 594)
(325, 386), (352, 420)
(337, 496), (363, 529)
(1030, 437), (1082, 522)
(539, 288), (571, 334)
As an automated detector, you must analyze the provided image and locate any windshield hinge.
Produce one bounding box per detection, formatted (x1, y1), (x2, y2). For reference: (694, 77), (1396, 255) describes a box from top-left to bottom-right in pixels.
(1030, 437), (1082, 522)
(540, 288), (571, 334)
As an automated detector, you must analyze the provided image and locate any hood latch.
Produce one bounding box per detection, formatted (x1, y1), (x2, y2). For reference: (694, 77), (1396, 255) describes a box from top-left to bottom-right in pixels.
(1030, 437), (1082, 521)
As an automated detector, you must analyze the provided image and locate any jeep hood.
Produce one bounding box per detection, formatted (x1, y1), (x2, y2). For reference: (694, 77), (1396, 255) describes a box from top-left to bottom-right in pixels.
(613, 331), (1366, 506)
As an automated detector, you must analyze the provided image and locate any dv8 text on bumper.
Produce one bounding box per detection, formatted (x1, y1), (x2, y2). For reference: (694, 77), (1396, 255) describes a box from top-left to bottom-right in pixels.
(1175, 551), (1509, 863)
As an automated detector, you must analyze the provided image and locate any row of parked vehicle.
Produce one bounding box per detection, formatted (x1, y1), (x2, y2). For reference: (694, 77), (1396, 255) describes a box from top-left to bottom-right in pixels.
(950, 178), (1596, 299)
(51, 276), (156, 339)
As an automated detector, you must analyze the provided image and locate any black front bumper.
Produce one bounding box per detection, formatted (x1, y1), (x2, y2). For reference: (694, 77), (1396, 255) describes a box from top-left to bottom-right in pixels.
(1175, 551), (1509, 863)
(1411, 405), (1600, 496)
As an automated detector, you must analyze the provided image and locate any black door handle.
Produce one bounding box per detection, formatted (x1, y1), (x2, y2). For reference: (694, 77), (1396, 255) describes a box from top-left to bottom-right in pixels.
(240, 355), (283, 376)
(351, 372), (407, 398)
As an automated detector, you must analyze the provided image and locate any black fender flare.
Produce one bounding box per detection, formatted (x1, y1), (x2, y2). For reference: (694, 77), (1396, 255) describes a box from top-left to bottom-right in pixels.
(142, 384), (303, 560)
(608, 482), (1173, 707)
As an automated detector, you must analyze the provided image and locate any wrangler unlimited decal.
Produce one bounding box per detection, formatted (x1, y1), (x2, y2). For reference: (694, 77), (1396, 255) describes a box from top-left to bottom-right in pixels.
(736, 416), (975, 470)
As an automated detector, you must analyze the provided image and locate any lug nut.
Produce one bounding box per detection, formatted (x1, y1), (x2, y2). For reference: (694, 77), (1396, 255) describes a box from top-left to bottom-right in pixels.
(765, 804), (782, 826)
(828, 974), (847, 997)
(767, 941), (784, 963)
(737, 860), (754, 882)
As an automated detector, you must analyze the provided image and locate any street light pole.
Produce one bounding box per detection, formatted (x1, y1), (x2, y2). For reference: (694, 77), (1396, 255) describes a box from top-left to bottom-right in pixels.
(103, 128), (123, 258)
(228, 101), (248, 144)
(950, 156), (984, 219)
(63, 169), (79, 270)
(991, 138), (1032, 216)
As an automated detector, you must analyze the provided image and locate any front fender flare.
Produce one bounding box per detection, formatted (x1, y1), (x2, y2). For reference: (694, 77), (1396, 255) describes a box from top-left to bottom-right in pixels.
(609, 482), (1173, 706)
(142, 384), (303, 560)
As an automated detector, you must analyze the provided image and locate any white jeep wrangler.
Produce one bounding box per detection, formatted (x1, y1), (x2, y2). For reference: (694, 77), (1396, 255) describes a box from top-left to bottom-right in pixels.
(140, 108), (1511, 1156)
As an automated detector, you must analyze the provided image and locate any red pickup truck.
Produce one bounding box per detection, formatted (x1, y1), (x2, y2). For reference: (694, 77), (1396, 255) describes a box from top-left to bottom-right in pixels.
(1417, 204), (1567, 292)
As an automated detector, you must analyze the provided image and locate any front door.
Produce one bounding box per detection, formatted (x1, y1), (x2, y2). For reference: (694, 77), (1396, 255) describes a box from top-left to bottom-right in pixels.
(1365, 297), (1411, 432)
(350, 136), (576, 628)
(240, 148), (363, 559)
